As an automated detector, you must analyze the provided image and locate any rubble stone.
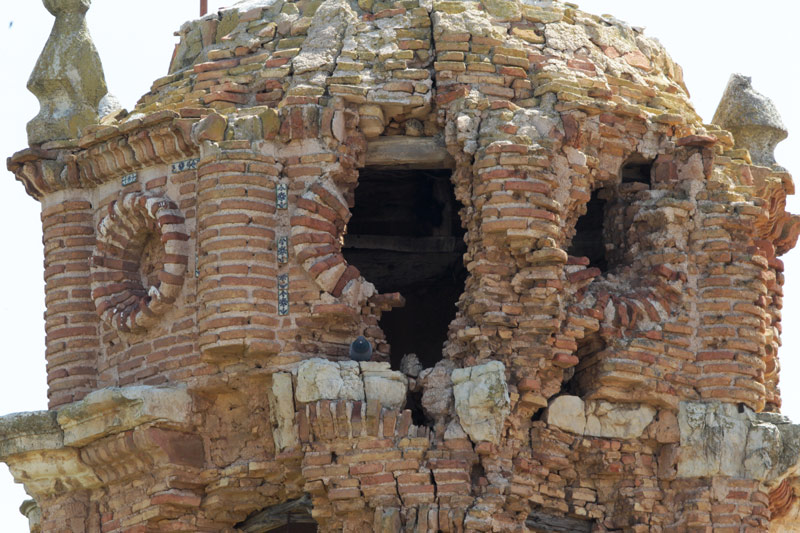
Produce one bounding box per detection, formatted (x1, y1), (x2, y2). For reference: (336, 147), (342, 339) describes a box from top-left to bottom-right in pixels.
(678, 401), (800, 486)
(544, 395), (586, 435)
(452, 361), (510, 444)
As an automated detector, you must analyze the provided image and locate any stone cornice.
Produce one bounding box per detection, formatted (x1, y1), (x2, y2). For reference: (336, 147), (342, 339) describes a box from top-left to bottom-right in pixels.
(0, 386), (196, 498)
(7, 111), (199, 201)
(0, 410), (101, 495)
(57, 386), (193, 447)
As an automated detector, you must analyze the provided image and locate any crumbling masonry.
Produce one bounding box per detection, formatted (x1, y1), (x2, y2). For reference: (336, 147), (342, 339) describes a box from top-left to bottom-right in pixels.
(4, 0), (800, 531)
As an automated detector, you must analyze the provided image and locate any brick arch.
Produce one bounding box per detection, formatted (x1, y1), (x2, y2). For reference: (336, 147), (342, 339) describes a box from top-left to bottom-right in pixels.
(290, 178), (361, 297)
(90, 191), (190, 333)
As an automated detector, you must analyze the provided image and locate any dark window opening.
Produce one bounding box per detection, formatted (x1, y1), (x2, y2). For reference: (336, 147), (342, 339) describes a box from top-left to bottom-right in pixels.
(567, 189), (607, 272)
(621, 157), (653, 185)
(568, 155), (653, 274)
(562, 333), (605, 398)
(343, 168), (467, 370)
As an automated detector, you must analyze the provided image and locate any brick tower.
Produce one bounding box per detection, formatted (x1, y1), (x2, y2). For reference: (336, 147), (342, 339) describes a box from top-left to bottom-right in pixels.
(3, 0), (800, 531)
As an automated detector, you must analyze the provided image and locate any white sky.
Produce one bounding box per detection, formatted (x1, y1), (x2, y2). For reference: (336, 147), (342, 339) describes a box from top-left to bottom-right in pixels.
(0, 1), (798, 530)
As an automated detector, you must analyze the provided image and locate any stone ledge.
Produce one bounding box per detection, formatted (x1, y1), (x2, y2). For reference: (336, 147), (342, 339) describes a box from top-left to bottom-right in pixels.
(0, 385), (195, 497)
(0, 411), (62, 458)
(544, 395), (657, 440)
(293, 358), (408, 410)
(57, 386), (193, 447)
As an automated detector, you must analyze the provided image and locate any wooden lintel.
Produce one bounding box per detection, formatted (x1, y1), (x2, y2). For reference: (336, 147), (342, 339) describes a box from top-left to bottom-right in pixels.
(526, 510), (593, 533)
(343, 235), (459, 253)
(237, 495), (315, 533)
(365, 136), (455, 169)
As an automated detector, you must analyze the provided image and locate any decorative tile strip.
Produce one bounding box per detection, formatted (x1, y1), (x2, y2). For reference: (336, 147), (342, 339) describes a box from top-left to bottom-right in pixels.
(278, 274), (289, 316)
(277, 183), (288, 209)
(277, 236), (289, 264)
(121, 173), (138, 186)
(171, 158), (199, 173)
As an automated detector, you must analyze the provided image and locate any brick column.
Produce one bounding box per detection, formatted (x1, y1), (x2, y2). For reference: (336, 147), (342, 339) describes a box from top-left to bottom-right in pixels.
(196, 146), (281, 359)
(41, 198), (99, 408)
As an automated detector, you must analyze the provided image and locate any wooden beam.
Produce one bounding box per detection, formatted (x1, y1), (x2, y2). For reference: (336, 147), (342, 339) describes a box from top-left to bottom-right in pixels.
(365, 136), (455, 169)
(237, 495), (315, 533)
(526, 510), (593, 533)
(200, 0), (208, 16)
(343, 235), (459, 253)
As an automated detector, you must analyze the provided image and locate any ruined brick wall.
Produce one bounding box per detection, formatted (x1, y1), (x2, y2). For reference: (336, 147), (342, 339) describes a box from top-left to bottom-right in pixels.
(3, 0), (800, 532)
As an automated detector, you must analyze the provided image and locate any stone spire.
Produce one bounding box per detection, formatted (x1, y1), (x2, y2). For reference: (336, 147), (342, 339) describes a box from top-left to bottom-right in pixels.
(713, 73), (788, 169)
(26, 0), (108, 145)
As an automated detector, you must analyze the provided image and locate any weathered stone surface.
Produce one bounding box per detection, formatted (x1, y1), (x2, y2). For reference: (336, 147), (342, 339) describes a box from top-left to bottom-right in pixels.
(20, 500), (41, 533)
(648, 410), (680, 444)
(0, 411), (62, 458)
(713, 73), (788, 168)
(444, 419), (468, 440)
(544, 22), (591, 52)
(749, 412), (800, 485)
(295, 358), (407, 408)
(268, 373), (299, 451)
(374, 507), (401, 532)
(452, 361), (510, 444)
(0, 411), (100, 496)
(27, 0), (108, 145)
(679, 401), (751, 478)
(5, 449), (101, 496)
(192, 112), (227, 143)
(361, 362), (408, 409)
(545, 396), (655, 439)
(585, 400), (656, 439)
(481, 0), (521, 21)
(544, 395), (586, 435)
(338, 362), (367, 401)
(399, 353), (422, 378)
(365, 136), (455, 169)
(230, 115), (263, 140)
(56, 386), (193, 447)
(296, 358), (357, 402)
(678, 401), (800, 486)
(420, 360), (455, 422)
(292, 0), (356, 75)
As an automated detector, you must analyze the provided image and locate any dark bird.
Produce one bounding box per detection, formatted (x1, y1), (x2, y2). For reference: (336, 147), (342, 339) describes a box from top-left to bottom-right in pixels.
(349, 336), (373, 362)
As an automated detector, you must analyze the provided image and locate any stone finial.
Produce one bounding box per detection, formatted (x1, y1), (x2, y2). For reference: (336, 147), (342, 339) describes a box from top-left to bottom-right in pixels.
(26, 0), (108, 145)
(712, 73), (788, 168)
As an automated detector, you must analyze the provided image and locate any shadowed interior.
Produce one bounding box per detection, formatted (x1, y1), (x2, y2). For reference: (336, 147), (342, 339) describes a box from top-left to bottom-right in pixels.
(343, 168), (467, 369)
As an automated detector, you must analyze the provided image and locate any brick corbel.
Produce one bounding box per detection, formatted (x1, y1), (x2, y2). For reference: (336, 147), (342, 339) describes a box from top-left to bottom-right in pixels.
(7, 112), (198, 200)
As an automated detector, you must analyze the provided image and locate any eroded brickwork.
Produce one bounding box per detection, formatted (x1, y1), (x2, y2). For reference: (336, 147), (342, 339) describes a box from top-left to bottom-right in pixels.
(4, 0), (800, 532)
